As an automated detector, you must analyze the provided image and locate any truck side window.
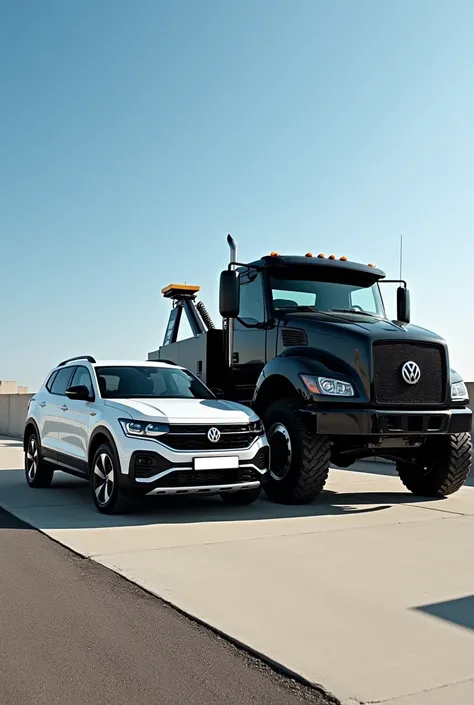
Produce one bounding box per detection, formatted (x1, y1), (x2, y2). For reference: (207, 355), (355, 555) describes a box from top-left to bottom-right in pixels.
(238, 272), (264, 324)
(350, 285), (378, 313)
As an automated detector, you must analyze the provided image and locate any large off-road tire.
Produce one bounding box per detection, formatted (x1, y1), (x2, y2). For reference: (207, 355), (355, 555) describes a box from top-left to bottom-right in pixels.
(25, 431), (55, 488)
(397, 432), (472, 497)
(220, 487), (261, 505)
(263, 399), (330, 504)
(91, 443), (137, 514)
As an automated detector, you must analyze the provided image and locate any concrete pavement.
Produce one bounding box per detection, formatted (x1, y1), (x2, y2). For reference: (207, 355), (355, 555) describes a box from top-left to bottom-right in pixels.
(1, 436), (474, 704)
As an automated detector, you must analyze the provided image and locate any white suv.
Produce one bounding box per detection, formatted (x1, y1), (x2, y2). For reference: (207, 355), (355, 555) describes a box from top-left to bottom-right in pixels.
(24, 357), (268, 514)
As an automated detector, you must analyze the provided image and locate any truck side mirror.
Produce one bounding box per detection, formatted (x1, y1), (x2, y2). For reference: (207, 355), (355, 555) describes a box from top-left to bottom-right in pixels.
(397, 286), (410, 324)
(219, 270), (240, 318)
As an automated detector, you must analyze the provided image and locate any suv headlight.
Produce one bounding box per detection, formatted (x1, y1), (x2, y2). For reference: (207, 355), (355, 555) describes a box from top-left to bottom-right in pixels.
(249, 419), (264, 435)
(119, 419), (169, 438)
(301, 375), (354, 397)
(451, 381), (469, 402)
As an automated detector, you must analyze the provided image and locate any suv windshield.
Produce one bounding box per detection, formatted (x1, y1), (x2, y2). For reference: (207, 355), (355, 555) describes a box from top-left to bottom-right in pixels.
(269, 267), (385, 318)
(95, 366), (215, 400)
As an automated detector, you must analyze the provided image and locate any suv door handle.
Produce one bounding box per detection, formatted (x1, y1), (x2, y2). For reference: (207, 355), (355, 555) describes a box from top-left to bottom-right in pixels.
(39, 402), (46, 408)
(61, 405), (68, 411)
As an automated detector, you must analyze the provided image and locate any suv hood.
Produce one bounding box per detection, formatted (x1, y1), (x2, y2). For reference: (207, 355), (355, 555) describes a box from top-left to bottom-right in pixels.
(104, 398), (257, 424)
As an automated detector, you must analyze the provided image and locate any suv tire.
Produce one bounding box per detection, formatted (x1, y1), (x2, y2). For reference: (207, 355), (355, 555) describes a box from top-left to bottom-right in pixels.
(263, 399), (330, 504)
(220, 487), (261, 505)
(397, 432), (472, 497)
(25, 431), (54, 488)
(91, 442), (136, 514)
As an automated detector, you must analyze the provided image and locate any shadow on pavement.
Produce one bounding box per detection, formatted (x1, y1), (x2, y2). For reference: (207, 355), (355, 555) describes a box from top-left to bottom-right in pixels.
(414, 594), (474, 632)
(0, 465), (446, 531)
(0, 438), (23, 448)
(0, 506), (33, 529)
(336, 458), (474, 487)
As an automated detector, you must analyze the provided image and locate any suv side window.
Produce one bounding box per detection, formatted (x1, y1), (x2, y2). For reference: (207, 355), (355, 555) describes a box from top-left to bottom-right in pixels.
(46, 370), (58, 392)
(237, 272), (265, 324)
(50, 367), (74, 396)
(71, 366), (94, 397)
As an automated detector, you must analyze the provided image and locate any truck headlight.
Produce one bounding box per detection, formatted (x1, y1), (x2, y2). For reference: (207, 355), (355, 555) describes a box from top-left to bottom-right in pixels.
(451, 381), (469, 402)
(119, 419), (169, 438)
(301, 375), (354, 397)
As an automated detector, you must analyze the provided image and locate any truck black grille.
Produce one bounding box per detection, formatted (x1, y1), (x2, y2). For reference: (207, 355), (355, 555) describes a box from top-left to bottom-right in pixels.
(153, 467), (259, 488)
(161, 424), (257, 451)
(373, 342), (446, 405)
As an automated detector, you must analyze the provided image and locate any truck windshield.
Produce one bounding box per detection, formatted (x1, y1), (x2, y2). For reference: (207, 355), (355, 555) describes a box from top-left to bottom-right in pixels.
(269, 268), (385, 318)
(95, 366), (215, 400)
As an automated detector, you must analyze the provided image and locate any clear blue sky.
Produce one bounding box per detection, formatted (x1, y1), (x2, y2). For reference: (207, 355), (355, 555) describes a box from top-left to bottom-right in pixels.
(1, 0), (473, 390)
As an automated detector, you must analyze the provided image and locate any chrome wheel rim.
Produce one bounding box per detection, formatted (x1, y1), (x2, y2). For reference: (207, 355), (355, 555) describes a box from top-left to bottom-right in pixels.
(93, 453), (114, 505)
(26, 437), (39, 482)
(268, 422), (292, 481)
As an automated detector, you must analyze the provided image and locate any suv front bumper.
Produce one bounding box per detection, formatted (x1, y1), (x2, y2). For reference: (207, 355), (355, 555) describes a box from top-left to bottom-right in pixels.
(302, 406), (472, 436)
(117, 435), (269, 496)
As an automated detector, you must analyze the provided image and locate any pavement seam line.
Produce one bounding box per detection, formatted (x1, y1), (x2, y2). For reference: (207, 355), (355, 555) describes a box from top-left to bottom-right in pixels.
(407, 503), (469, 516)
(360, 674), (474, 703)
(89, 513), (463, 559)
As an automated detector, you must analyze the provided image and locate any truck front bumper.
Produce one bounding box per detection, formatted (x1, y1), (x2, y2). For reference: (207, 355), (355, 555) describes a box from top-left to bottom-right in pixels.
(302, 406), (472, 436)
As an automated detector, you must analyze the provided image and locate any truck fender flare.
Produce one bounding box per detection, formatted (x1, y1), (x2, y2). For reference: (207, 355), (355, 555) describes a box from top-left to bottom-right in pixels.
(252, 355), (334, 413)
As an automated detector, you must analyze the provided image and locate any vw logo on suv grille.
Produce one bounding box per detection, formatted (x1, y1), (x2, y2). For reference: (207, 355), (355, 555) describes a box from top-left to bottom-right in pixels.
(207, 427), (221, 443)
(401, 361), (421, 385)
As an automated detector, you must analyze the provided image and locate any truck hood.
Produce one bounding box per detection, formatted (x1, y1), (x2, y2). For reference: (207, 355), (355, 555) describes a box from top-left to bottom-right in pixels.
(104, 398), (257, 424)
(279, 311), (445, 344)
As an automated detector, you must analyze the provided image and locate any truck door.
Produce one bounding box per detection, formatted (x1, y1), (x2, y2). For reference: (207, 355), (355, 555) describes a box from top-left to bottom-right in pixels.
(232, 270), (267, 405)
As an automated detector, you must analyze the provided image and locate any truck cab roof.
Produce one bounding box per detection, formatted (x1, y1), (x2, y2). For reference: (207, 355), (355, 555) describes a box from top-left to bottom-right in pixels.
(245, 254), (386, 280)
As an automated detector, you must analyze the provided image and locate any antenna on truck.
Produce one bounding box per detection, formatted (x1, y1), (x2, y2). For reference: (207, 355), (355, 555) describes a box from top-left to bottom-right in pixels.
(399, 234), (403, 281)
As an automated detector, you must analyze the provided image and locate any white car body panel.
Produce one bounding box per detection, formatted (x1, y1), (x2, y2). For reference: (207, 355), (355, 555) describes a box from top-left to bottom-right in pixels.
(25, 359), (269, 502)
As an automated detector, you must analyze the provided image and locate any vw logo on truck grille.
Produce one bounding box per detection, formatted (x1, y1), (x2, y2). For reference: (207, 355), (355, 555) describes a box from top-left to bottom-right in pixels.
(401, 361), (421, 385)
(207, 427), (221, 443)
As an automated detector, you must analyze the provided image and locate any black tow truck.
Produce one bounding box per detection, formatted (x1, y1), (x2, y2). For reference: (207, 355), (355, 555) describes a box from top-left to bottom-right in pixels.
(149, 235), (472, 504)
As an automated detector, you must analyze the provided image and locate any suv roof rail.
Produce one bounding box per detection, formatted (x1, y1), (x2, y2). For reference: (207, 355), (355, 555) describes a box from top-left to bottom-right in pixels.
(58, 355), (96, 367)
(157, 358), (177, 366)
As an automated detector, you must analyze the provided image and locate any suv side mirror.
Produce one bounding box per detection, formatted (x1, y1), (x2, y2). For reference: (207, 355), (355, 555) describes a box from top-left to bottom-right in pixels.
(65, 384), (93, 401)
(397, 286), (410, 324)
(219, 270), (240, 318)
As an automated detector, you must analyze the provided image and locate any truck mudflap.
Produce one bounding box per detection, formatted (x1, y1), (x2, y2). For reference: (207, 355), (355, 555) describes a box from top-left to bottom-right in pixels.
(300, 407), (472, 436)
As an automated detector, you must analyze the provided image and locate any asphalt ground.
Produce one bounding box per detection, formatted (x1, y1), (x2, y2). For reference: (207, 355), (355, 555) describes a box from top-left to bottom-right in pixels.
(0, 507), (336, 705)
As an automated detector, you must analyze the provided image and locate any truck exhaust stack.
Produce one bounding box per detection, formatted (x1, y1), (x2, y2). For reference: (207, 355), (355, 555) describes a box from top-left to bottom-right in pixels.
(226, 234), (237, 367)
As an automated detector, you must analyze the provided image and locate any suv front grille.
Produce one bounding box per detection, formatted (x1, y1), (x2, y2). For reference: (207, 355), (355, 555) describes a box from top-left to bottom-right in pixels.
(160, 424), (258, 451)
(373, 342), (446, 405)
